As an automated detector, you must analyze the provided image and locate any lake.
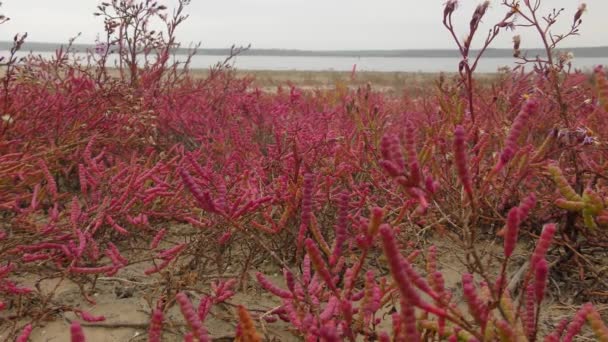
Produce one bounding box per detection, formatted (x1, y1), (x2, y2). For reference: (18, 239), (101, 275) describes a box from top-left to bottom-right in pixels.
(205, 55), (608, 73)
(6, 51), (608, 73)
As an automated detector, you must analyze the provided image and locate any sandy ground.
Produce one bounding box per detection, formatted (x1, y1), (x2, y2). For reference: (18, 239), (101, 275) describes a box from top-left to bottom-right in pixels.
(192, 69), (498, 96)
(1, 252), (294, 341)
(1, 65), (498, 96)
(0, 232), (594, 341)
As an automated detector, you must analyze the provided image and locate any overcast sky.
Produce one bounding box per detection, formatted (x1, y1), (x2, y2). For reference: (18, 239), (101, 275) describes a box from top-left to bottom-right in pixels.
(1, 0), (606, 50)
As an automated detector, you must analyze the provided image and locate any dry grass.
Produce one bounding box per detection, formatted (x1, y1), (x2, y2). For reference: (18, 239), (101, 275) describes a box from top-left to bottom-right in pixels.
(2, 65), (499, 95)
(191, 69), (500, 96)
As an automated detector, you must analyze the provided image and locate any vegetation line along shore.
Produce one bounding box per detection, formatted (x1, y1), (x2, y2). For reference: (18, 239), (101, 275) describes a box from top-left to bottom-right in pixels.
(3, 41), (608, 58)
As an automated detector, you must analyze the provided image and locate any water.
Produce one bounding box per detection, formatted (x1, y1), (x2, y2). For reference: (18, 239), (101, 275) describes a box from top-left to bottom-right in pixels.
(5, 51), (608, 73)
(209, 55), (608, 73)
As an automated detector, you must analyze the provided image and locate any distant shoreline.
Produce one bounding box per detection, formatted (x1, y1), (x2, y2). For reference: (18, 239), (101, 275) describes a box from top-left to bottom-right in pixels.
(2, 41), (608, 59)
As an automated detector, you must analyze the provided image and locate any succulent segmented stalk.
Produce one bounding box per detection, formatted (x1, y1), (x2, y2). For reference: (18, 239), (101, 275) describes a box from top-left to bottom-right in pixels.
(379, 224), (445, 317)
(378, 226), (409, 290)
(401, 296), (421, 342)
(185, 152), (210, 181)
(284, 268), (296, 294)
(524, 283), (536, 339)
(531, 223), (556, 270)
(547, 164), (582, 202)
(404, 120), (421, 185)
(144, 259), (172, 275)
(79, 311), (105, 322)
(380, 134), (406, 173)
(70, 321), (86, 342)
(379, 159), (403, 178)
(176, 292), (209, 342)
(534, 258), (549, 305)
(304, 238), (337, 294)
(563, 303), (592, 342)
(16, 324), (33, 342)
(518, 193), (537, 221)
(70, 197), (81, 230)
(107, 242), (128, 265)
(184, 332), (194, 342)
(454, 125), (473, 199)
(340, 299), (355, 336)
(148, 308), (164, 342)
(159, 243), (187, 260)
(309, 216), (331, 256)
(498, 98), (538, 170)
(583, 188), (604, 215)
(426, 245), (438, 275)
(212, 279), (237, 303)
(149, 228), (167, 250)
(105, 215), (129, 235)
(495, 320), (515, 341)
(301, 254), (311, 285)
(462, 273), (489, 329)
(282, 301), (303, 330)
(256, 272), (292, 299)
(301, 173), (314, 228)
(401, 254), (439, 301)
(319, 325), (341, 342)
(545, 318), (569, 342)
(367, 207), (384, 238)
(83, 136), (95, 165)
(425, 174), (439, 194)
(343, 267), (356, 293)
(179, 167), (217, 213)
(362, 271), (381, 315)
(431, 271), (446, 302)
(214, 177), (227, 211)
(503, 207), (520, 258)
(555, 199), (586, 211)
(237, 305), (262, 342)
(586, 304), (608, 341)
(77, 163), (88, 194)
(392, 312), (404, 340)
(22, 253), (51, 263)
(378, 332), (391, 342)
(75, 229), (86, 258)
(330, 190), (349, 265)
(582, 208), (598, 229)
(39, 159), (58, 201)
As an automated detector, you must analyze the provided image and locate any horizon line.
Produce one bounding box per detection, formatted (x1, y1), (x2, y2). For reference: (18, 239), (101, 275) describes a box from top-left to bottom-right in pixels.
(4, 40), (608, 52)
(3, 41), (608, 59)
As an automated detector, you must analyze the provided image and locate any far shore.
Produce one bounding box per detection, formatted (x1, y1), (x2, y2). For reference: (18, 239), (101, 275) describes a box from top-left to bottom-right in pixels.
(3, 41), (608, 58)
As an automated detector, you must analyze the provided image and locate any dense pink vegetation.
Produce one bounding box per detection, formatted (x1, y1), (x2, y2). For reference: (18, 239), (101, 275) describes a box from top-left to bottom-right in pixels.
(1, 0), (608, 341)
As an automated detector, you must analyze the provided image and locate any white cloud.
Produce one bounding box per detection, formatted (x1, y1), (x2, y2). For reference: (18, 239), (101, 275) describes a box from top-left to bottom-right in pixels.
(1, 0), (605, 50)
